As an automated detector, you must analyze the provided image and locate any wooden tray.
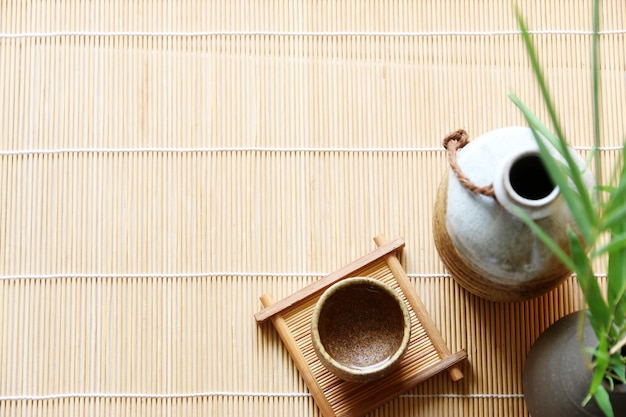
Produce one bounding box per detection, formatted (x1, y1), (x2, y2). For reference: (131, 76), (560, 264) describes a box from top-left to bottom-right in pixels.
(255, 235), (467, 417)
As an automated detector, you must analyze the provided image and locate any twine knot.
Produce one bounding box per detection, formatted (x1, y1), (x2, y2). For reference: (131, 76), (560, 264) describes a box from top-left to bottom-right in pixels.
(443, 129), (470, 151)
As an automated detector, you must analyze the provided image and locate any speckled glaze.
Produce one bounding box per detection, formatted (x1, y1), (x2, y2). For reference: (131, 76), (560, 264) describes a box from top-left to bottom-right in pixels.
(433, 126), (595, 302)
(311, 277), (411, 383)
(524, 312), (626, 416)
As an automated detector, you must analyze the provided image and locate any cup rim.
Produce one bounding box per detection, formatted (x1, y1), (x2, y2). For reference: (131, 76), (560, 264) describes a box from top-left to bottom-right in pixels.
(310, 277), (411, 382)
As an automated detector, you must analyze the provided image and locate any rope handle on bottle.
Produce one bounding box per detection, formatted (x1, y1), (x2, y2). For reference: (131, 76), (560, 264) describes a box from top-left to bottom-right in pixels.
(443, 129), (496, 198)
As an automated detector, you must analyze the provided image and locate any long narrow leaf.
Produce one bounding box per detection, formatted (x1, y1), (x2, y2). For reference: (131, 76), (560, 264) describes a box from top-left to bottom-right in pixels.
(608, 171), (626, 208)
(512, 3), (623, 417)
(602, 145), (626, 227)
(569, 230), (610, 335)
(509, 93), (597, 245)
(513, 207), (576, 272)
(514, 8), (598, 233)
(592, 0), (601, 195)
(587, 339), (613, 417)
(605, 162), (626, 325)
(582, 147), (598, 176)
(593, 380), (614, 417)
(593, 231), (626, 257)
(514, 8), (567, 148)
(506, 93), (560, 146)
(602, 204), (626, 231)
(608, 276), (626, 330)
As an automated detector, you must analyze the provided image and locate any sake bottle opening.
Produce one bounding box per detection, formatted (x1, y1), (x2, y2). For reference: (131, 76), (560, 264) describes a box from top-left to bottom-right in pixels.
(495, 150), (561, 220)
(508, 153), (557, 202)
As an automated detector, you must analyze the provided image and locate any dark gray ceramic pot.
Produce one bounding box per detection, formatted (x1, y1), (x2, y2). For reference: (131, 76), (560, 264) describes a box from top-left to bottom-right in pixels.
(524, 311), (626, 416)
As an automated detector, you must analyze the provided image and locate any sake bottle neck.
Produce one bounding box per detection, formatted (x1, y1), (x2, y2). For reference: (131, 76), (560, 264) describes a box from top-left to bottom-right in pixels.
(493, 150), (560, 220)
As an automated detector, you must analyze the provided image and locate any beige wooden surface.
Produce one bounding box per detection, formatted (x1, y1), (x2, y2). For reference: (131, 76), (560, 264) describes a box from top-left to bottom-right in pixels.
(1, 1), (625, 416)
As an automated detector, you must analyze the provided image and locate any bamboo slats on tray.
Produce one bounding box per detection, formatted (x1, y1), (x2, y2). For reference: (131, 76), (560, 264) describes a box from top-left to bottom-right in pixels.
(1, 1), (625, 416)
(255, 235), (467, 417)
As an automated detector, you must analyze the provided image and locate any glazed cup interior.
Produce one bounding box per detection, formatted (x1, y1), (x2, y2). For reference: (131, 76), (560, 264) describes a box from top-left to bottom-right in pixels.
(311, 277), (411, 383)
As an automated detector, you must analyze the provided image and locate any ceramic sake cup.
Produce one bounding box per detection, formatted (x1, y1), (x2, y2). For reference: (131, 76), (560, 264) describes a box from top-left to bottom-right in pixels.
(310, 277), (411, 383)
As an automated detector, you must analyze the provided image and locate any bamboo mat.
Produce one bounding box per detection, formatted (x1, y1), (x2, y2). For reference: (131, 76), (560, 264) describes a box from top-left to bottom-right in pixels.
(1, 1), (625, 416)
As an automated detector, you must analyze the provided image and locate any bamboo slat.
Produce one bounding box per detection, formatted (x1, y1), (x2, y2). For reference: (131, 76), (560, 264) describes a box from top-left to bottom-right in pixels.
(1, 0), (624, 416)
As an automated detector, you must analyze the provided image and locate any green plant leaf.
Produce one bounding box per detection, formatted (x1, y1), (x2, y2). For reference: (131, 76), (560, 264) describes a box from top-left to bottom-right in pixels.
(513, 8), (598, 234)
(582, 148), (598, 176)
(593, 384), (614, 417)
(506, 93), (559, 145)
(602, 204), (626, 231)
(606, 239), (626, 331)
(608, 354), (626, 383)
(508, 94), (597, 245)
(512, 207), (576, 272)
(602, 152), (626, 235)
(591, 0), (601, 185)
(596, 185), (615, 194)
(594, 231), (626, 257)
(569, 230), (610, 335)
(588, 339), (611, 407)
(533, 127), (597, 245)
(511, 3), (625, 417)
(605, 147), (626, 326)
(603, 144), (626, 210)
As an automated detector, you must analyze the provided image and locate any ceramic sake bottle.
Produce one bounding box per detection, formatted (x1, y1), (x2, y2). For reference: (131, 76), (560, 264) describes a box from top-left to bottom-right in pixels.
(433, 126), (595, 302)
